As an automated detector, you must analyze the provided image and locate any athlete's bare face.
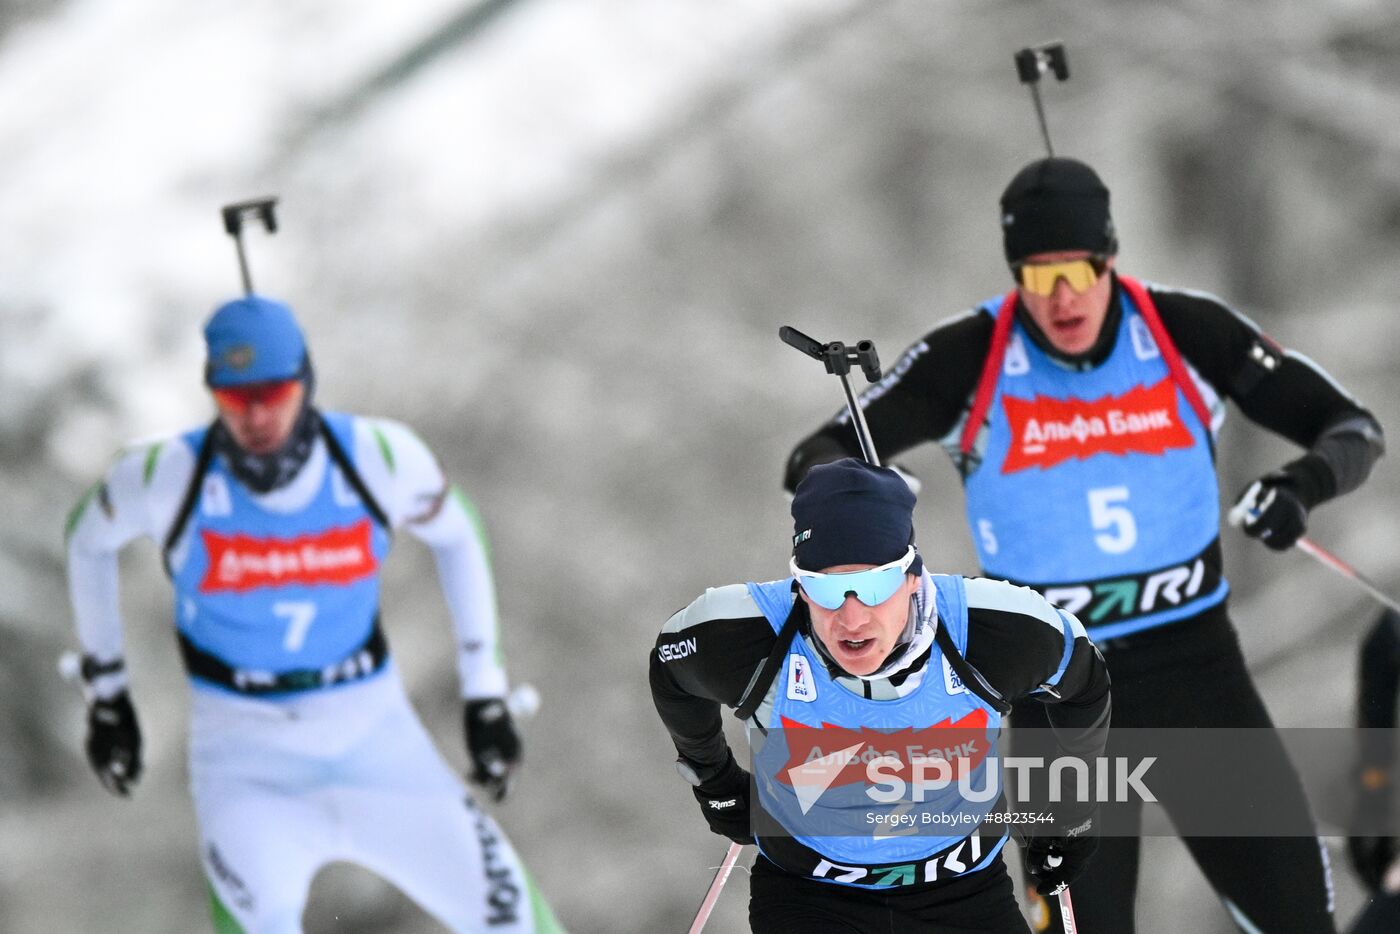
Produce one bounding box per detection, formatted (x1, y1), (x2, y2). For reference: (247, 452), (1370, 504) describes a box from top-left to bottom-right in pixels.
(800, 570), (920, 676)
(1017, 250), (1116, 356)
(213, 380), (306, 455)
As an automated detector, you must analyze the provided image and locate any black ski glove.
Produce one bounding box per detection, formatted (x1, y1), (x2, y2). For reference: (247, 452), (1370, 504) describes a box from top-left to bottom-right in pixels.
(680, 752), (752, 845)
(86, 691), (142, 797)
(1230, 473), (1309, 551)
(1024, 809), (1099, 896)
(464, 698), (521, 803)
(1348, 767), (1396, 892)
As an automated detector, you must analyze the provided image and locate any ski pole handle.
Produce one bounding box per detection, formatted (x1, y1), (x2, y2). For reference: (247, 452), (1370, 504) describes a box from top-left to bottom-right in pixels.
(57, 650), (124, 704)
(506, 682), (541, 720)
(1229, 484), (1400, 614)
(58, 650), (82, 684)
(57, 650), (99, 702)
(1043, 853), (1079, 934)
(1227, 479), (1270, 529)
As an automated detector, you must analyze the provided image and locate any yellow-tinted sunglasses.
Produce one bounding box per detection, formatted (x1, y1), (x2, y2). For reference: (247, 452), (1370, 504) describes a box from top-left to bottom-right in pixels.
(1013, 255), (1109, 297)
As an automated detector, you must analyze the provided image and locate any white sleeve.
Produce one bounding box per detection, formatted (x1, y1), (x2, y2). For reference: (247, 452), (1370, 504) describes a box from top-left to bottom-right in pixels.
(64, 437), (194, 699)
(353, 417), (509, 699)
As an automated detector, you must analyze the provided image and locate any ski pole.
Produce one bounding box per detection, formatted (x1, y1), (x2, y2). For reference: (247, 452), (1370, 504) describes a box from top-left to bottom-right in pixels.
(1013, 41), (1069, 158)
(56, 651), (116, 703)
(1294, 537), (1400, 616)
(779, 326), (883, 466)
(688, 840), (744, 934)
(1057, 887), (1079, 934)
(1228, 482), (1400, 614)
(220, 196), (279, 295)
(1042, 853), (1079, 934)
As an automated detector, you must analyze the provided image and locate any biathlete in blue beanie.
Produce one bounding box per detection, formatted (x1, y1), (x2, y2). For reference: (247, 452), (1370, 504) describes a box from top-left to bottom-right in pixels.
(65, 294), (564, 932)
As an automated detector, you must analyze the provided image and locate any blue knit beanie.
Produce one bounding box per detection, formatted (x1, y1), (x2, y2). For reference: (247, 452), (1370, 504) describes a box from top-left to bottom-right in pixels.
(203, 295), (308, 387)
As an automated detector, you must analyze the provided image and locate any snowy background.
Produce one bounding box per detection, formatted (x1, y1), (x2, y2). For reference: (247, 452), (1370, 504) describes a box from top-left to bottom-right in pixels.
(2, 0), (1399, 931)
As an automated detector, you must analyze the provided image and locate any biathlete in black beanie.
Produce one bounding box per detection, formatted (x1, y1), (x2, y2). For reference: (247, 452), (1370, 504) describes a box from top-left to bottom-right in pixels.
(785, 157), (1384, 932)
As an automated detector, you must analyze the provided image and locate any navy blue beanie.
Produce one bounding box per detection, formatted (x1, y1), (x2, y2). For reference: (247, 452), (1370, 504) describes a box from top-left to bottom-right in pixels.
(791, 458), (922, 575)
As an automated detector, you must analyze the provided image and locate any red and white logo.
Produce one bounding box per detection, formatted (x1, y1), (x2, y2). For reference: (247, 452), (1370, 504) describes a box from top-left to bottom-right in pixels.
(776, 709), (991, 812)
(1000, 378), (1195, 474)
(200, 521), (378, 593)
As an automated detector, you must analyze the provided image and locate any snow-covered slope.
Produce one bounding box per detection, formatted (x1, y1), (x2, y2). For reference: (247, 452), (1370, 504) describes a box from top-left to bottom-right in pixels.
(3, 0), (1399, 930)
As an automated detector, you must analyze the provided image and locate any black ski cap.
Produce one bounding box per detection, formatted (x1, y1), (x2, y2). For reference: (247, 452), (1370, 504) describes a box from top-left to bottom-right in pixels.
(999, 157), (1116, 263)
(791, 458), (922, 576)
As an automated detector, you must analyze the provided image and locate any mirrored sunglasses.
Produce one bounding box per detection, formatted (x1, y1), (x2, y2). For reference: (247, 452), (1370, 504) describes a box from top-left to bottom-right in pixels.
(1013, 255), (1109, 297)
(210, 379), (300, 415)
(790, 546), (918, 610)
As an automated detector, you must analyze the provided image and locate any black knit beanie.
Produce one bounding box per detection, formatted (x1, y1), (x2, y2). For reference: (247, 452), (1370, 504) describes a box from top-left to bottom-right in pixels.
(1000, 157), (1116, 263)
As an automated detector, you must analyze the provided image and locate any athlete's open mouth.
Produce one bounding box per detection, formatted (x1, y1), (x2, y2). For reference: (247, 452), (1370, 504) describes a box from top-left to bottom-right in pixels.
(841, 639), (871, 651)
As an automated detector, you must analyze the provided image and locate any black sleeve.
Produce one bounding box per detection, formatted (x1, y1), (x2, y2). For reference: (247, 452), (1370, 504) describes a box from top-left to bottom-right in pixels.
(783, 310), (995, 492)
(961, 579), (1111, 760)
(1358, 610), (1400, 773)
(649, 586), (776, 773)
(1152, 285), (1385, 505)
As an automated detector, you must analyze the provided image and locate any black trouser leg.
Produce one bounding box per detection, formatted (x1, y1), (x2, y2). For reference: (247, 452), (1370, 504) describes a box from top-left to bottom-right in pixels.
(1349, 892), (1400, 934)
(1013, 605), (1337, 933)
(1180, 834), (1334, 934)
(1159, 639), (1336, 934)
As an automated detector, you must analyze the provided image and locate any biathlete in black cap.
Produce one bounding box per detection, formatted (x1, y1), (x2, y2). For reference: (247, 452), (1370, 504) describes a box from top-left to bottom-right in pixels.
(785, 157), (1385, 932)
(650, 458), (1112, 932)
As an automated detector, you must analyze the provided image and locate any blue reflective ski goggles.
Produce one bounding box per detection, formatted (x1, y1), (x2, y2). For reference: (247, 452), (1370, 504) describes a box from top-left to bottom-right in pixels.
(789, 547), (918, 610)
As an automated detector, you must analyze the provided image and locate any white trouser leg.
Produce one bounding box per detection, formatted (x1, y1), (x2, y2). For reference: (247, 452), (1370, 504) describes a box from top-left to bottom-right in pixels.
(332, 695), (560, 933)
(193, 779), (329, 933)
(187, 672), (563, 933)
(187, 675), (392, 933)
